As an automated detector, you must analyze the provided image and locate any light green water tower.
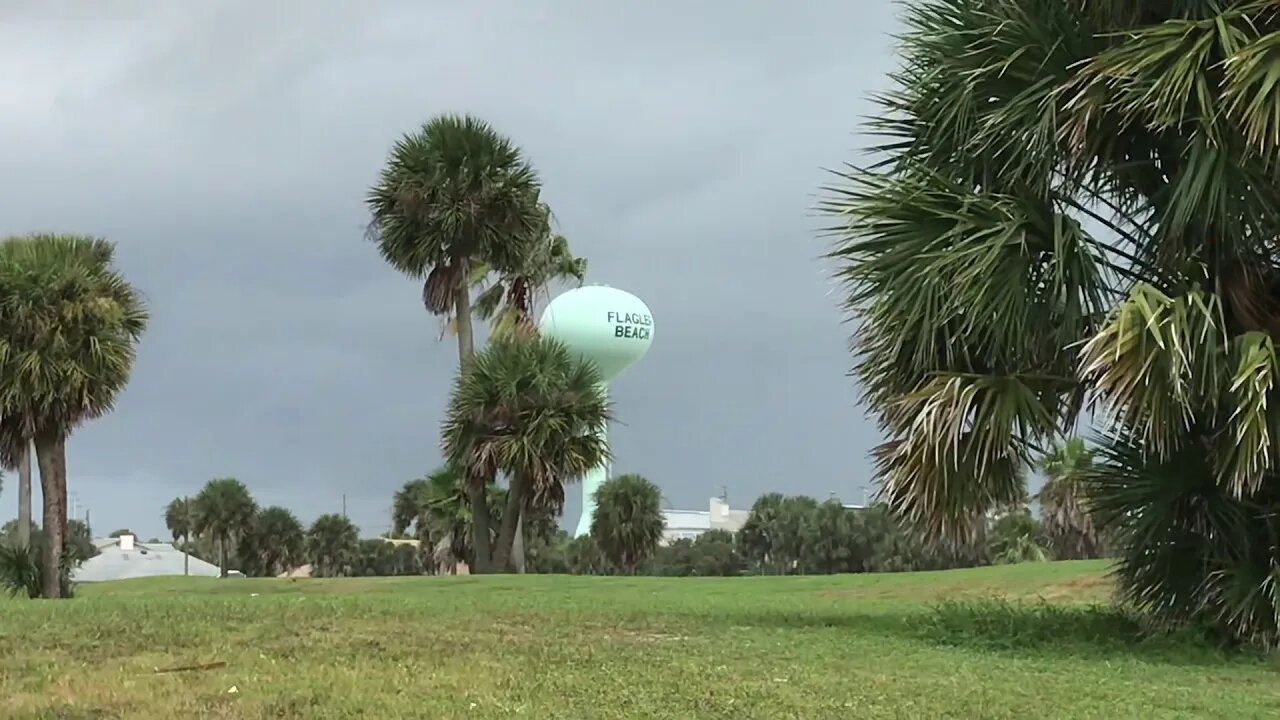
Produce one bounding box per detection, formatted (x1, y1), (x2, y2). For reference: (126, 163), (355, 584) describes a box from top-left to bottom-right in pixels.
(539, 285), (654, 537)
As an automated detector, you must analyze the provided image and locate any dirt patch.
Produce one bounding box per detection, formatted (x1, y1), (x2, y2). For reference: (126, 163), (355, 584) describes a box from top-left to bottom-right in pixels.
(1035, 573), (1112, 602)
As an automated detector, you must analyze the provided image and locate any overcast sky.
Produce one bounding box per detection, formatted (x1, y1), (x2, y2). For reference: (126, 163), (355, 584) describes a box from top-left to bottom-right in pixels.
(0, 1), (898, 539)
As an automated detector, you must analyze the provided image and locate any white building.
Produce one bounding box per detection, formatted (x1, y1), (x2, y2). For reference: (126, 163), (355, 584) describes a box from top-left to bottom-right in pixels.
(73, 533), (222, 582)
(660, 496), (750, 545)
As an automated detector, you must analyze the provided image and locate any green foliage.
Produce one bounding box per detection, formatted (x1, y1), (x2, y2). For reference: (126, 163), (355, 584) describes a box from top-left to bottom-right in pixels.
(351, 540), (422, 577)
(395, 465), (507, 572)
(0, 234), (149, 462)
(802, 500), (866, 574)
(307, 514), (359, 578)
(0, 233), (148, 597)
(2, 519), (96, 565)
(164, 497), (194, 545)
(925, 599), (1148, 654)
(564, 534), (609, 576)
(473, 210), (587, 339)
(0, 539), (77, 599)
(988, 511), (1048, 565)
(441, 335), (610, 571)
(1038, 437), (1108, 560)
(648, 530), (745, 577)
(365, 113), (545, 313)
(237, 506), (305, 577)
(192, 478), (257, 576)
(825, 0), (1280, 646)
(590, 474), (665, 573)
(1086, 427), (1280, 648)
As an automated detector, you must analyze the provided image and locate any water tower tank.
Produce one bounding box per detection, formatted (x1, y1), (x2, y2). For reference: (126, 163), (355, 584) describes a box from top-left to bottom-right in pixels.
(538, 285), (654, 380)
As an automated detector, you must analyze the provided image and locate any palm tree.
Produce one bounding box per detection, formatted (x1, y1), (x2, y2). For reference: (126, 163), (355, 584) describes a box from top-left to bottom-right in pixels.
(738, 493), (786, 574)
(473, 206), (587, 339)
(590, 474), (665, 574)
(0, 233), (148, 598)
(824, 1), (1280, 645)
(241, 506), (305, 577)
(367, 114), (546, 572)
(191, 478), (257, 577)
(441, 336), (610, 572)
(307, 513), (359, 578)
(1037, 437), (1106, 560)
(164, 497), (195, 576)
(392, 476), (433, 542)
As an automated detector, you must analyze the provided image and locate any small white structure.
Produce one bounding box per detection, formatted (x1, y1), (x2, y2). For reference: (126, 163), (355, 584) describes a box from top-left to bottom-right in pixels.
(660, 496), (749, 545)
(73, 534), (221, 582)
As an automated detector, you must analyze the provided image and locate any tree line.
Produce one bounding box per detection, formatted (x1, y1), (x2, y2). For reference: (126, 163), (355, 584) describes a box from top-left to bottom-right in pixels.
(389, 440), (1104, 579)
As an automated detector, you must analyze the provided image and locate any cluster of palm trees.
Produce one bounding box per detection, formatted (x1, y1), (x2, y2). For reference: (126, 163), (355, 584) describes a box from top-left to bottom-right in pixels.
(390, 467), (669, 576)
(0, 235), (148, 597)
(368, 114), (615, 574)
(827, 1), (1280, 646)
(165, 477), (367, 578)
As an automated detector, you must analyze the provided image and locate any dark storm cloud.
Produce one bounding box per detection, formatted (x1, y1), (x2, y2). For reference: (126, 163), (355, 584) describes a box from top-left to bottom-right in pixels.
(0, 1), (897, 537)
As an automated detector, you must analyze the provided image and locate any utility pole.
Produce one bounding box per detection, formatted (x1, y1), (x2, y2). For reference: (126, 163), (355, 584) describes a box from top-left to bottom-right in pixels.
(342, 493), (347, 519)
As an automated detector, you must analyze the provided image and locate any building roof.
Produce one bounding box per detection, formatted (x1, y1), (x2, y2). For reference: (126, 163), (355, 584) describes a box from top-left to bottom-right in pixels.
(662, 510), (711, 531)
(73, 537), (222, 582)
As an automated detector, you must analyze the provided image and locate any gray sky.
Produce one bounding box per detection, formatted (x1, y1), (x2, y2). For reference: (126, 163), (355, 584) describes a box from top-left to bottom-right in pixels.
(0, 0), (897, 539)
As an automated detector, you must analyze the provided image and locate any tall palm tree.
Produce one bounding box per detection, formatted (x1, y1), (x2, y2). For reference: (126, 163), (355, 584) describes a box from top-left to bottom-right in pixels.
(1037, 437), (1105, 560)
(307, 513), (359, 578)
(367, 114), (546, 573)
(441, 336), (611, 572)
(0, 233), (148, 598)
(824, 1), (1280, 645)
(164, 496), (195, 576)
(191, 478), (257, 577)
(590, 474), (665, 574)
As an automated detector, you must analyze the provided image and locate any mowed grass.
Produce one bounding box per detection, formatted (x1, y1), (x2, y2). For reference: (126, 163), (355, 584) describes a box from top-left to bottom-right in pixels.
(2, 560), (1278, 719)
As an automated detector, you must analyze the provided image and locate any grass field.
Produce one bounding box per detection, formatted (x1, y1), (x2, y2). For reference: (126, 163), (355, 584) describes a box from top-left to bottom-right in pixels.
(2, 560), (1278, 719)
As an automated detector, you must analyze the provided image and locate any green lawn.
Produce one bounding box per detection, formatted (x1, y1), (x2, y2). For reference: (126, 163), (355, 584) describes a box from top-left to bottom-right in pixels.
(2, 560), (1277, 719)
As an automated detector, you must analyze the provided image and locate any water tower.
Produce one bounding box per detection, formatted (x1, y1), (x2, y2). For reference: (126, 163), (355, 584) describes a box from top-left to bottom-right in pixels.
(539, 285), (654, 537)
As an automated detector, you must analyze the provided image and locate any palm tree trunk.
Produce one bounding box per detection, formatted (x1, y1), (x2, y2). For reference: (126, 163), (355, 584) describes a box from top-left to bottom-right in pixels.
(453, 280), (494, 572)
(33, 433), (67, 599)
(219, 536), (228, 577)
(492, 474), (527, 572)
(16, 443), (32, 548)
(454, 284), (476, 367)
(183, 538), (190, 576)
(468, 479), (493, 573)
(513, 514), (526, 574)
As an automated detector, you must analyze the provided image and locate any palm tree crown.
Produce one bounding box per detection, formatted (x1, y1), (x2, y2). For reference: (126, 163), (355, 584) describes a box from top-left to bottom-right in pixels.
(192, 478), (257, 577)
(590, 474), (665, 574)
(307, 513), (359, 578)
(366, 113), (545, 319)
(825, 1), (1280, 645)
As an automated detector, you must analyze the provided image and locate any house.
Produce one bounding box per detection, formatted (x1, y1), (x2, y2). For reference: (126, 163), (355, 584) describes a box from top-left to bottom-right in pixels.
(660, 496), (749, 545)
(73, 533), (222, 582)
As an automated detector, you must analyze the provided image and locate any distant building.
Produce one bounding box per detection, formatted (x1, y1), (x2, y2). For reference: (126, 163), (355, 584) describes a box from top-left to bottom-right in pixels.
(73, 533), (221, 582)
(660, 496), (749, 545)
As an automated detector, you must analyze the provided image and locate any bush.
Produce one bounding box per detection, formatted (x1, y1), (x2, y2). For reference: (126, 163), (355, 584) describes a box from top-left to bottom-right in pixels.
(0, 544), (76, 599)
